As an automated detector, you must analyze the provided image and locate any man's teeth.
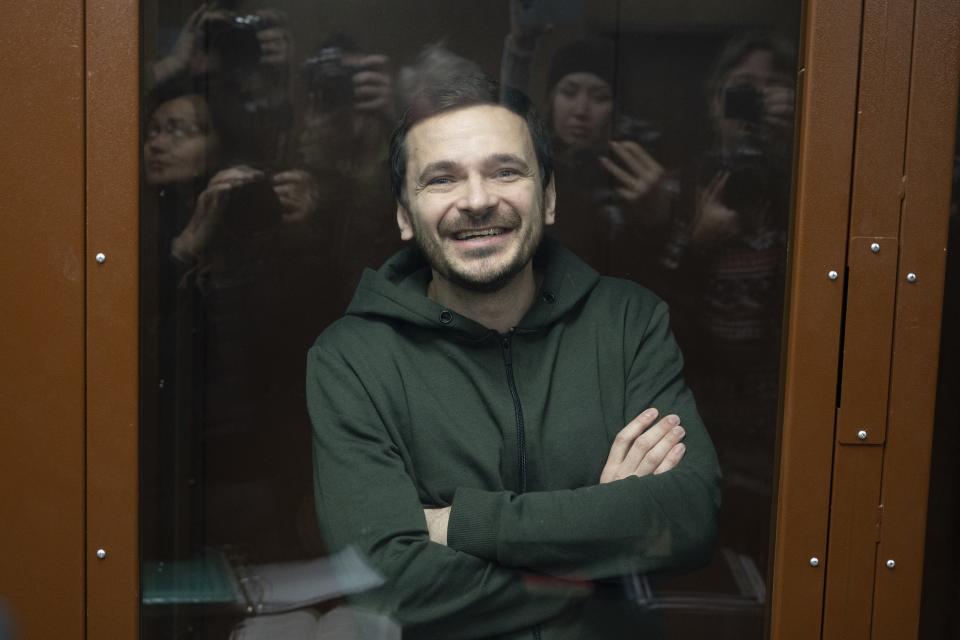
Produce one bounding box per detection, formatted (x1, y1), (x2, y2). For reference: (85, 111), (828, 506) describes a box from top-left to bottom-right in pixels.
(456, 228), (505, 240)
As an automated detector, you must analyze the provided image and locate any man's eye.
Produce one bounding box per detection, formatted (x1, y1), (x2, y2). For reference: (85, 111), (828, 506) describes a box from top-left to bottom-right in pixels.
(427, 176), (454, 186)
(495, 168), (520, 179)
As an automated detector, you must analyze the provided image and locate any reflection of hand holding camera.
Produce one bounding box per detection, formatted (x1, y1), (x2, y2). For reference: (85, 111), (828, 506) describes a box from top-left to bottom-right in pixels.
(301, 47), (354, 113)
(206, 13), (275, 71)
(218, 171), (284, 240)
(152, 5), (292, 87)
(172, 166), (283, 263)
(512, 0), (583, 35)
(301, 49), (393, 116)
(723, 81), (795, 146)
(723, 84), (765, 123)
(597, 117), (666, 205)
(272, 170), (320, 223)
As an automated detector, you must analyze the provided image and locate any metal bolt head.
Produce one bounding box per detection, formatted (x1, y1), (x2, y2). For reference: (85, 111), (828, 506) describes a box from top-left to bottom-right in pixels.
(809, 557), (820, 567)
(95, 253), (106, 264)
(870, 242), (881, 253)
(828, 270), (839, 281)
(857, 430), (868, 441)
(886, 559), (896, 569)
(906, 272), (918, 283)
(96, 549), (107, 560)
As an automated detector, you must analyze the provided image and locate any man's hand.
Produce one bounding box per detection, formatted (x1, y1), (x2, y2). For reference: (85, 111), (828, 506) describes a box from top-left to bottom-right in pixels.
(599, 408), (687, 484)
(423, 507), (451, 546)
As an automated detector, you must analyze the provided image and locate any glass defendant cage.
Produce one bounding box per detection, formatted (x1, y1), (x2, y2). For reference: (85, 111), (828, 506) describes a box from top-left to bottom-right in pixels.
(0, 0), (957, 639)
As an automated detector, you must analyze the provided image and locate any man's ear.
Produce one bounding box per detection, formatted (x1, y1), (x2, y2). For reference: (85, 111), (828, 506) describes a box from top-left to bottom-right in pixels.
(543, 178), (557, 226)
(396, 202), (415, 241)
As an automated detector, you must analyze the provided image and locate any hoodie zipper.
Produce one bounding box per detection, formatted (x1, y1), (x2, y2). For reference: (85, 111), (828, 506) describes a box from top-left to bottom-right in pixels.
(499, 332), (527, 494)
(499, 333), (539, 640)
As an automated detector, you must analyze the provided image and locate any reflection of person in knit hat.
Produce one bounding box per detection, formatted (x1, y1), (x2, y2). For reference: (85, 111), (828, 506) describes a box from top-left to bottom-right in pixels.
(500, 25), (672, 281)
(542, 39), (666, 211)
(545, 39), (616, 151)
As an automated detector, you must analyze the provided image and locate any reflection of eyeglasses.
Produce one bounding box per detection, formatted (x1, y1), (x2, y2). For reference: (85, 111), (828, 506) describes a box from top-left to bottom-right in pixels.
(145, 120), (205, 142)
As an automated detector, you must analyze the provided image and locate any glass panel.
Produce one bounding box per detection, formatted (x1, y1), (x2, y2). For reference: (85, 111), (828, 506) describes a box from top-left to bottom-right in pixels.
(140, 1), (801, 637)
(919, 97), (960, 639)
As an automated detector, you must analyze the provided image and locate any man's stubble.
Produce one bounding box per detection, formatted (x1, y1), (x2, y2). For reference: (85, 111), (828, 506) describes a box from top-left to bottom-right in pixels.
(408, 195), (548, 294)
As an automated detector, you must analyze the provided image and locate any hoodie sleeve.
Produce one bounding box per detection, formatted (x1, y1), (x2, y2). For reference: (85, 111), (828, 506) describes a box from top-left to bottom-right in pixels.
(307, 342), (585, 639)
(446, 300), (722, 579)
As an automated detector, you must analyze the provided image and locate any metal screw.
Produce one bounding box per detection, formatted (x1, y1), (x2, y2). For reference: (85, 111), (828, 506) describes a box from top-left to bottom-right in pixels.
(857, 430), (868, 441)
(870, 242), (880, 253)
(828, 270), (839, 281)
(96, 549), (107, 560)
(886, 559), (896, 569)
(95, 253), (106, 264)
(906, 273), (918, 283)
(809, 557), (820, 567)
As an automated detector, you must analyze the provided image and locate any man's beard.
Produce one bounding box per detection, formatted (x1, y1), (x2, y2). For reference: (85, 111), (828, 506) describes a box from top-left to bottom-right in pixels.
(410, 207), (545, 293)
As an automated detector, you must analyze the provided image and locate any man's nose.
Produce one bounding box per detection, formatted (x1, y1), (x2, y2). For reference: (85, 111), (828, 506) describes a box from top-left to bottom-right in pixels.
(458, 174), (498, 215)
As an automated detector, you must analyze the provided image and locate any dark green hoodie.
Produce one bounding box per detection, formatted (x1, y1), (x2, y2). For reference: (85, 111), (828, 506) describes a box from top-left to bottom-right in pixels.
(307, 238), (721, 639)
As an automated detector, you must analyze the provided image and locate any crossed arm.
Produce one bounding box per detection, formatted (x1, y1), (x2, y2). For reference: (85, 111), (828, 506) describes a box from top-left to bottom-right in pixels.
(424, 408), (689, 545)
(308, 303), (720, 635)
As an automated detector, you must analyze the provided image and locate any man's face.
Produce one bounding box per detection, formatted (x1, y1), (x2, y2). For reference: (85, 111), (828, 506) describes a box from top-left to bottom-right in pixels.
(397, 105), (556, 292)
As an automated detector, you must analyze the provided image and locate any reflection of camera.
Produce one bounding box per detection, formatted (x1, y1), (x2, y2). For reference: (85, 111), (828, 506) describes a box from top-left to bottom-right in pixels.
(596, 115), (663, 186)
(723, 83), (764, 123)
(301, 47), (354, 112)
(207, 14), (269, 71)
(220, 172), (282, 239)
(613, 115), (662, 157)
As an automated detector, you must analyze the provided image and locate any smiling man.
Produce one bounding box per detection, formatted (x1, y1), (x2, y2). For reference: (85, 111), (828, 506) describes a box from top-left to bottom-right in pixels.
(307, 77), (720, 639)
(397, 102), (554, 331)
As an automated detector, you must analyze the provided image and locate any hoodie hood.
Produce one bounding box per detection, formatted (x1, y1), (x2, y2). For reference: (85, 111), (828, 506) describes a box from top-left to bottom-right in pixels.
(345, 237), (601, 339)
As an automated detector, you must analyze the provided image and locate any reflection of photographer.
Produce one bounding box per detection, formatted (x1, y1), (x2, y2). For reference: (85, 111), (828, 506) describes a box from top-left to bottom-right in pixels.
(545, 40), (668, 210)
(499, 21), (675, 278)
(691, 33), (795, 249)
(501, 9), (669, 212)
(522, 36), (675, 278)
(297, 37), (395, 178)
(150, 2), (293, 88)
(171, 165), (318, 265)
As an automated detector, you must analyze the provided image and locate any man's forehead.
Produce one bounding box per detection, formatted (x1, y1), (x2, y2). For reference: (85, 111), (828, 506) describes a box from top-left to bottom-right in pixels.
(406, 104), (535, 167)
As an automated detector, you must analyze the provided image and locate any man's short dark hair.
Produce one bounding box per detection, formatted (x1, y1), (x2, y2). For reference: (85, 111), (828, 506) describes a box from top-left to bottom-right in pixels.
(388, 76), (554, 203)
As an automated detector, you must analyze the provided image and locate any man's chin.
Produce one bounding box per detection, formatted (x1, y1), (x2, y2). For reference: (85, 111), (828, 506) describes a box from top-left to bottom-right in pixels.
(448, 272), (519, 293)
(444, 259), (526, 293)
